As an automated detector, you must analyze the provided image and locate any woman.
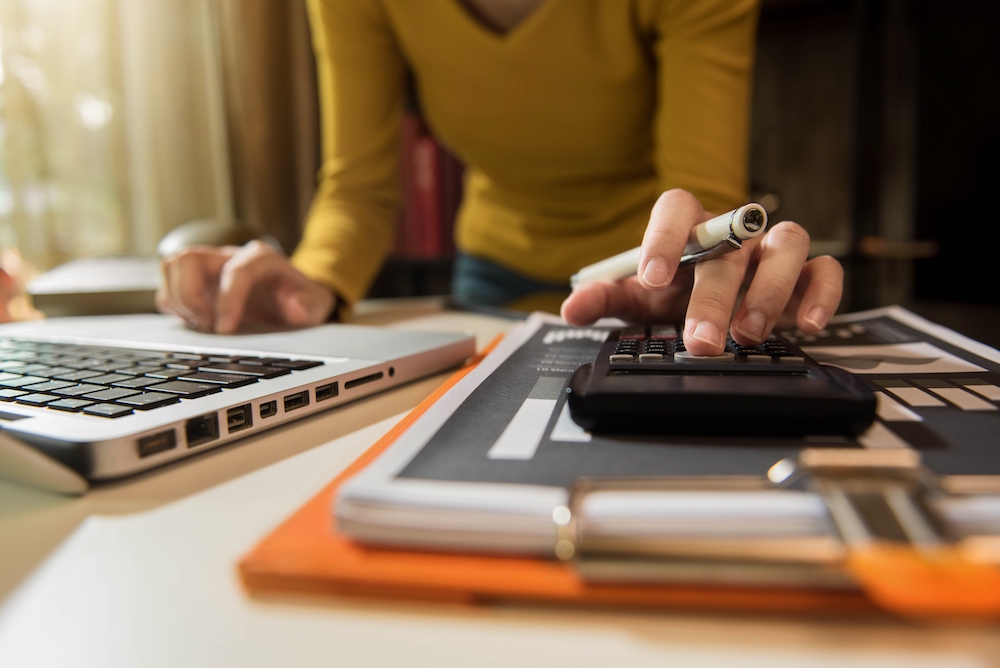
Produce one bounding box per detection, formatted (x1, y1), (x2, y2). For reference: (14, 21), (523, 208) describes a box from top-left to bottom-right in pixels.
(158, 0), (842, 357)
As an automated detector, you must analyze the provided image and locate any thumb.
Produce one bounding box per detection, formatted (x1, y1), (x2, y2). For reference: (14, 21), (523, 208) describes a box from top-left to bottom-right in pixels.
(278, 287), (334, 327)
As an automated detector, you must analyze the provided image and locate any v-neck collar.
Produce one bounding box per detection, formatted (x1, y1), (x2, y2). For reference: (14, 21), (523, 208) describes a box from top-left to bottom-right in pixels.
(446, 0), (561, 47)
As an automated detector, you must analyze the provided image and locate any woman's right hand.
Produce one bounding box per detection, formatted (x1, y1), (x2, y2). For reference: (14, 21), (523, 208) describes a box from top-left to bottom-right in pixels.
(157, 240), (337, 334)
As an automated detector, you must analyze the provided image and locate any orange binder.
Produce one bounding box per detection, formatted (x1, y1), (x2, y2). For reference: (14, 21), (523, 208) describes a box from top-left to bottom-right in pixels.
(239, 346), (1000, 620)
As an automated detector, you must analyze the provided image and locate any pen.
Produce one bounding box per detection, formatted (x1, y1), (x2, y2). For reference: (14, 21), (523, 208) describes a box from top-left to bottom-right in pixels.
(569, 203), (768, 288)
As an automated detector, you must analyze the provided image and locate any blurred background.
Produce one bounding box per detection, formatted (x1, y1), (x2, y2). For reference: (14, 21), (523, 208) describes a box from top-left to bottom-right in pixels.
(0, 0), (997, 342)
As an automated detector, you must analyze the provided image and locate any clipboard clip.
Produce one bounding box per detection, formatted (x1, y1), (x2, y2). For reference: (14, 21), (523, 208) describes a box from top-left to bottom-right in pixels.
(555, 449), (1000, 618)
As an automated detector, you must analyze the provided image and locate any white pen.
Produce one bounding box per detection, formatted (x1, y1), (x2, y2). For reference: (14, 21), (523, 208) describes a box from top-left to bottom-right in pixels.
(569, 203), (768, 288)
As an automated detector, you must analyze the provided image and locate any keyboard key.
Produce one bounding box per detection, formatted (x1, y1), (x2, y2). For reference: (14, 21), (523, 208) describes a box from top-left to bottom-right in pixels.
(117, 365), (165, 376)
(0, 389), (27, 401)
(83, 403), (133, 418)
(147, 380), (223, 398)
(19, 379), (75, 393)
(111, 376), (163, 389)
(171, 352), (205, 361)
(53, 369), (105, 382)
(271, 360), (324, 370)
(86, 373), (133, 385)
(205, 355), (249, 364)
(14, 364), (52, 376)
(52, 383), (105, 397)
(85, 362), (135, 373)
(85, 387), (141, 402)
(15, 393), (60, 406)
(144, 368), (189, 380)
(47, 398), (95, 412)
(0, 375), (49, 388)
(178, 372), (257, 388)
(198, 363), (290, 379)
(116, 392), (181, 410)
(165, 360), (203, 370)
(235, 357), (288, 366)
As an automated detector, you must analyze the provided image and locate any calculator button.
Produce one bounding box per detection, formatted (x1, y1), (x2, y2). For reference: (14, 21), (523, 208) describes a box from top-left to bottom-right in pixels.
(609, 354), (635, 363)
(649, 326), (678, 340)
(779, 356), (806, 364)
(674, 351), (736, 363)
(746, 355), (773, 363)
(638, 353), (663, 362)
(619, 327), (647, 340)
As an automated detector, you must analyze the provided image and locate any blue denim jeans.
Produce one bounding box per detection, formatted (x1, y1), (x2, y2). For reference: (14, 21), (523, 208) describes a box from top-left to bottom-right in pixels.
(451, 253), (568, 307)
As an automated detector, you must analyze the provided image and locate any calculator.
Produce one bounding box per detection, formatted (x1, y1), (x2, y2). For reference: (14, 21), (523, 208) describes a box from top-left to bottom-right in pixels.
(566, 325), (876, 437)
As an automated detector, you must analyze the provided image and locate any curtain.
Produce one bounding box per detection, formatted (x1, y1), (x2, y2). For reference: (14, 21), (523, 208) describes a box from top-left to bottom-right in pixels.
(0, 0), (318, 277)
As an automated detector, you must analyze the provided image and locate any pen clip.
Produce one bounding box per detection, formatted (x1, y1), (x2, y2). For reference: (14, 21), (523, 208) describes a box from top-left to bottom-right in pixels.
(679, 238), (739, 266)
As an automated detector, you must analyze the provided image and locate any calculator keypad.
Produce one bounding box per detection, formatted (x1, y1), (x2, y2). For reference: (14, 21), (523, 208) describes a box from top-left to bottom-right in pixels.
(608, 326), (808, 365)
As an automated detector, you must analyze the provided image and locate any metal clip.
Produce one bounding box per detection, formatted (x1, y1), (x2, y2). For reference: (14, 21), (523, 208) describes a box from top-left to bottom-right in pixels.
(768, 448), (949, 549)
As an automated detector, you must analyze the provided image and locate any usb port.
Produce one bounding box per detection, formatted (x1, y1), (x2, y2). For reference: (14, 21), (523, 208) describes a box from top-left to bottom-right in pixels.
(283, 390), (309, 412)
(259, 400), (277, 419)
(137, 430), (176, 458)
(186, 413), (219, 448)
(316, 382), (338, 402)
(227, 404), (252, 433)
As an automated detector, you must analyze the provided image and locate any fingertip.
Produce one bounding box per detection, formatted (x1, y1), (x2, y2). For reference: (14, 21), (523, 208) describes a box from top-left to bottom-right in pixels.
(683, 320), (725, 356)
(560, 284), (604, 325)
(639, 257), (671, 289)
(801, 304), (829, 333)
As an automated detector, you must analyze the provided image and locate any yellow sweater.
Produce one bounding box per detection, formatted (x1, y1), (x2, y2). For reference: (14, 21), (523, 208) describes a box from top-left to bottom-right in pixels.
(293, 0), (759, 305)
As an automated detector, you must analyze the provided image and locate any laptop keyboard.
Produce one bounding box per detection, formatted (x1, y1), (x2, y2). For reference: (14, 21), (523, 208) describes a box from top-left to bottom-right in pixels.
(0, 338), (324, 418)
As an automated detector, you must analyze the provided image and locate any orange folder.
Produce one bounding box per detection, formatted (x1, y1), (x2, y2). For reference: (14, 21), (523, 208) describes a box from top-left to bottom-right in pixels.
(238, 347), (1000, 620)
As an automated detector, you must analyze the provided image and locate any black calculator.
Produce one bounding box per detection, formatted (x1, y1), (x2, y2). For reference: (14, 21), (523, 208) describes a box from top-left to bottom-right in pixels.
(566, 325), (876, 437)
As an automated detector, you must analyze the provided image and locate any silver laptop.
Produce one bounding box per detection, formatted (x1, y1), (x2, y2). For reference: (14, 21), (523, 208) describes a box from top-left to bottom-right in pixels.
(0, 314), (474, 485)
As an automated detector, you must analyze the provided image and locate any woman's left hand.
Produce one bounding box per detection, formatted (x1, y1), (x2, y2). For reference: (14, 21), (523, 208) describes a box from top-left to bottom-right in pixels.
(560, 189), (844, 356)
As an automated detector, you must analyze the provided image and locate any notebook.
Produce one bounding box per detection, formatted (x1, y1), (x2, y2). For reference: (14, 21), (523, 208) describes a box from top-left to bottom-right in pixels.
(0, 314), (474, 490)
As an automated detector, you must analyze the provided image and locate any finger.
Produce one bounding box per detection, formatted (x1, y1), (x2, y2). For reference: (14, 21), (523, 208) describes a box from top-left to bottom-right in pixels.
(214, 241), (283, 334)
(794, 255), (844, 333)
(638, 189), (709, 290)
(561, 276), (690, 326)
(276, 282), (336, 327)
(683, 250), (750, 356)
(165, 254), (211, 330)
(730, 221), (811, 345)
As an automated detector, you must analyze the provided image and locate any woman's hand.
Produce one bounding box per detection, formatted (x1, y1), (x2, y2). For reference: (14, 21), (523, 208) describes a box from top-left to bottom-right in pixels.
(157, 240), (337, 334)
(560, 189), (843, 356)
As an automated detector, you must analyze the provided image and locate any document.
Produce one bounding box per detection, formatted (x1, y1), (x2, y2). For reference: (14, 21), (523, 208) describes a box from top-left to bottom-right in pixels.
(337, 306), (1000, 557)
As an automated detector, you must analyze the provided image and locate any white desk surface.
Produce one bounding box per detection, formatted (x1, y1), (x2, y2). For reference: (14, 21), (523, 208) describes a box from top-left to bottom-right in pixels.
(1, 299), (999, 667)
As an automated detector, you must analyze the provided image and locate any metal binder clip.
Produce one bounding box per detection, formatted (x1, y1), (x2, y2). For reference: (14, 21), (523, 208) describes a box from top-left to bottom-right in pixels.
(767, 448), (950, 549)
(555, 450), (1000, 618)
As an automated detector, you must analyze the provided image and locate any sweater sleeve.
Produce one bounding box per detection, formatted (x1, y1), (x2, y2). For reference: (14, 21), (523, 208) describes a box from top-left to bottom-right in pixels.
(291, 0), (405, 305)
(653, 0), (759, 215)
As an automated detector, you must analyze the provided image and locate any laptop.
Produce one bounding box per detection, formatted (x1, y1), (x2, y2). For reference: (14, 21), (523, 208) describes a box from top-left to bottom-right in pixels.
(0, 314), (475, 491)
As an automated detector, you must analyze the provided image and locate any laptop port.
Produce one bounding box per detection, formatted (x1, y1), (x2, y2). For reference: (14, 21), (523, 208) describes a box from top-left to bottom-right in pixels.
(259, 400), (277, 419)
(137, 430), (176, 458)
(345, 371), (384, 390)
(227, 404), (252, 433)
(283, 390), (309, 412)
(186, 413), (219, 448)
(315, 382), (338, 402)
